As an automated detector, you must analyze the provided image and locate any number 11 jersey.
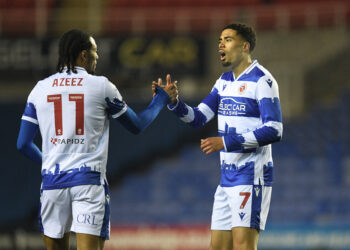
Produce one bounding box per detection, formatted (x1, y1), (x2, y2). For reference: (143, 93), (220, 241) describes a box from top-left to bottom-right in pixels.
(21, 67), (127, 190)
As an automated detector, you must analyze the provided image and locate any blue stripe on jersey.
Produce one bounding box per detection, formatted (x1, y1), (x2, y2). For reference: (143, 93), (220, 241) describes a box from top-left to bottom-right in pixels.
(219, 124), (256, 153)
(23, 102), (37, 120)
(41, 164), (101, 190)
(250, 185), (262, 229)
(189, 108), (208, 128)
(223, 134), (244, 152)
(239, 67), (265, 83)
(221, 71), (234, 81)
(170, 99), (189, 118)
(253, 126), (281, 147)
(201, 88), (219, 114)
(259, 98), (282, 123)
(218, 96), (260, 118)
(100, 182), (110, 239)
(38, 189), (44, 234)
(220, 161), (255, 187)
(263, 162), (274, 186)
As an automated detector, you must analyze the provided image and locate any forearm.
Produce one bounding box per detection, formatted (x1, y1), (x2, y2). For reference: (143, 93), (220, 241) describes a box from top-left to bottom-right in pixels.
(117, 87), (170, 134)
(17, 141), (42, 164)
(223, 121), (283, 152)
(168, 99), (213, 128)
(17, 120), (42, 164)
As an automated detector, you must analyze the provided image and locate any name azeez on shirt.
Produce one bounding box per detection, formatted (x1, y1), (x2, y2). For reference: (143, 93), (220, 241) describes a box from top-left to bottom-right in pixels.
(52, 78), (83, 87)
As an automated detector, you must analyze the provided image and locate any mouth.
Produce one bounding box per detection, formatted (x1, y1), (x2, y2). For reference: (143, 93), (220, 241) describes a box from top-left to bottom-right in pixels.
(219, 50), (226, 61)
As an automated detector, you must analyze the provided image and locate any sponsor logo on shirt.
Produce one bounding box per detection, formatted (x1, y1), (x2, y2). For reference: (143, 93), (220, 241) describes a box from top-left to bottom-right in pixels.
(50, 137), (85, 146)
(218, 97), (246, 116)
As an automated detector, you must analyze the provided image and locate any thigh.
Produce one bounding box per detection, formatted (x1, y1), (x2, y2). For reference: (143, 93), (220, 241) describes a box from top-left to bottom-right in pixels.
(231, 227), (259, 250)
(41, 232), (70, 250)
(40, 188), (72, 238)
(210, 230), (232, 250)
(224, 185), (272, 231)
(76, 233), (105, 250)
(71, 182), (110, 240)
(211, 185), (232, 231)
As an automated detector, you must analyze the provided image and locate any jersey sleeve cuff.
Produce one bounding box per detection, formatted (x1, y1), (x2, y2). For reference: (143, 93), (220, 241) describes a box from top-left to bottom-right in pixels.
(22, 116), (39, 125)
(167, 99), (179, 110)
(111, 105), (128, 119)
(223, 134), (245, 152)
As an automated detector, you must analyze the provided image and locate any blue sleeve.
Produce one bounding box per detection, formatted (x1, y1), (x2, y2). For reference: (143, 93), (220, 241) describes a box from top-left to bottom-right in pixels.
(168, 88), (218, 128)
(114, 87), (170, 134)
(223, 98), (283, 151)
(253, 97), (283, 146)
(17, 120), (42, 164)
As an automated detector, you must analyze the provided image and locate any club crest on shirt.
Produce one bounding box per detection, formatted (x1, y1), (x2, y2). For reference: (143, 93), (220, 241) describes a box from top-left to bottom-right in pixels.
(239, 83), (247, 94)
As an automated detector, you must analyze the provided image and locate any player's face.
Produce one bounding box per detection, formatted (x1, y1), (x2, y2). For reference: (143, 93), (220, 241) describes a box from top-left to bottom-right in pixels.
(86, 37), (99, 74)
(218, 29), (246, 68)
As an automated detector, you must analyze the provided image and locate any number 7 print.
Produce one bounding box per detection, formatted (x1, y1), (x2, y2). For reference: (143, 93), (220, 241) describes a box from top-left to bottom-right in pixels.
(239, 192), (251, 209)
(47, 94), (84, 136)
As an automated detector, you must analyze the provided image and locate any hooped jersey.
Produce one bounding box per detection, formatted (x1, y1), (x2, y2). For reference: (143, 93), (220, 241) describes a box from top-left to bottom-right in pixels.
(21, 67), (127, 190)
(169, 60), (283, 187)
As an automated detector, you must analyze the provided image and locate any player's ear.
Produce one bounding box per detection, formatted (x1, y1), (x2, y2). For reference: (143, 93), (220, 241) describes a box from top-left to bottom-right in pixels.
(79, 50), (88, 63)
(243, 42), (250, 53)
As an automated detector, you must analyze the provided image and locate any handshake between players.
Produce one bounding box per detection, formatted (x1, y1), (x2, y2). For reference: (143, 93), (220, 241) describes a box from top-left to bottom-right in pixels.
(152, 74), (178, 105)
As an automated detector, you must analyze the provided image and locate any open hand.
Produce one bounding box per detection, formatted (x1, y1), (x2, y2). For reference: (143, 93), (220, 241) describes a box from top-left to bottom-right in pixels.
(200, 137), (224, 155)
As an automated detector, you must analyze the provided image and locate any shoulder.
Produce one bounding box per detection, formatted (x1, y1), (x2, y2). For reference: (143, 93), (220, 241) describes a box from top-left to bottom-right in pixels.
(220, 71), (234, 82)
(213, 71), (233, 92)
(86, 74), (110, 84)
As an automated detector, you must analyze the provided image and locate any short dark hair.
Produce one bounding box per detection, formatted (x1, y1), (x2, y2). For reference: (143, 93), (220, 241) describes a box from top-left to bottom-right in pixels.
(222, 23), (256, 52)
(56, 29), (92, 74)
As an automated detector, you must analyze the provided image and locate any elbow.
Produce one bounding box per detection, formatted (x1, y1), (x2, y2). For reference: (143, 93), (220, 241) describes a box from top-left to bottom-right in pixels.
(17, 140), (26, 153)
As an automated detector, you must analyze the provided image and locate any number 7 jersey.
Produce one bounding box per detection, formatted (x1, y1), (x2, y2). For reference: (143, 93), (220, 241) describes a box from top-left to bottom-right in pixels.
(21, 67), (127, 190)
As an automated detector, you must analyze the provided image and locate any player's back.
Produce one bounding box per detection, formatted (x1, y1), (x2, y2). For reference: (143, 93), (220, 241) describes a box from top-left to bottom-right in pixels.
(23, 67), (120, 190)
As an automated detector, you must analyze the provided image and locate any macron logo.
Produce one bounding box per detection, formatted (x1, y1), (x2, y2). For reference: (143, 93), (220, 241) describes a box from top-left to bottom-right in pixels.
(239, 212), (246, 220)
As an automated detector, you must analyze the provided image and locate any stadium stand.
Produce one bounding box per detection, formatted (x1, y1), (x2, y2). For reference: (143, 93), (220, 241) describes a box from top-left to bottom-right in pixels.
(0, 0), (56, 36)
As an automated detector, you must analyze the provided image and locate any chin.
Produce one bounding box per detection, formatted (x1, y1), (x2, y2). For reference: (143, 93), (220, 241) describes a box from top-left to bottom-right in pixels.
(222, 61), (231, 67)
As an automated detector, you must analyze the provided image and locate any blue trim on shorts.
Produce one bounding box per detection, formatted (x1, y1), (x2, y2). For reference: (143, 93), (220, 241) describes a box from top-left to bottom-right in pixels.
(38, 189), (44, 234)
(41, 165), (101, 190)
(250, 185), (262, 229)
(100, 182), (110, 239)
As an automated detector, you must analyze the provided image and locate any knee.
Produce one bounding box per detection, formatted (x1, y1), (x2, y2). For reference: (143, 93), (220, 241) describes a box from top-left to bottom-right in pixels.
(210, 241), (233, 250)
(232, 242), (257, 250)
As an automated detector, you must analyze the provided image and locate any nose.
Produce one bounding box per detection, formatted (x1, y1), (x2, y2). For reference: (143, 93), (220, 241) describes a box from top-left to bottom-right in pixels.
(219, 41), (224, 48)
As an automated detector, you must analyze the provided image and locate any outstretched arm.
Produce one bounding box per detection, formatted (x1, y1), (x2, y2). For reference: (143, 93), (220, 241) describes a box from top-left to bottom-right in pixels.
(159, 84), (219, 129)
(17, 120), (42, 164)
(106, 85), (174, 134)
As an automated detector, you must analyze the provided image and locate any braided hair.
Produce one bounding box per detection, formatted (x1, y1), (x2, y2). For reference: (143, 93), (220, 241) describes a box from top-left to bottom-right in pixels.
(56, 29), (92, 74)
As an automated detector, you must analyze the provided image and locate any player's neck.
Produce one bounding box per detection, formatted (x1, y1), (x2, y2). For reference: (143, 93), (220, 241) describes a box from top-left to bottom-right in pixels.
(232, 57), (252, 79)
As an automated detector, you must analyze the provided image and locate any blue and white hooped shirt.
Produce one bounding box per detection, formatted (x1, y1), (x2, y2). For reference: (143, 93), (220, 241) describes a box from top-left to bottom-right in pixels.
(169, 60), (283, 187)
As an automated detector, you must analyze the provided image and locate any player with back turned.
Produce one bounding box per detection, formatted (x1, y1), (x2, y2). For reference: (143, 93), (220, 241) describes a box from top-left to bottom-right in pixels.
(154, 23), (283, 250)
(17, 29), (177, 250)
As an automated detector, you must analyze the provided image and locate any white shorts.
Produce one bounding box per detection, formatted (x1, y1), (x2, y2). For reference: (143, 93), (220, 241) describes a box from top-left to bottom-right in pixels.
(39, 181), (110, 239)
(211, 185), (272, 231)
